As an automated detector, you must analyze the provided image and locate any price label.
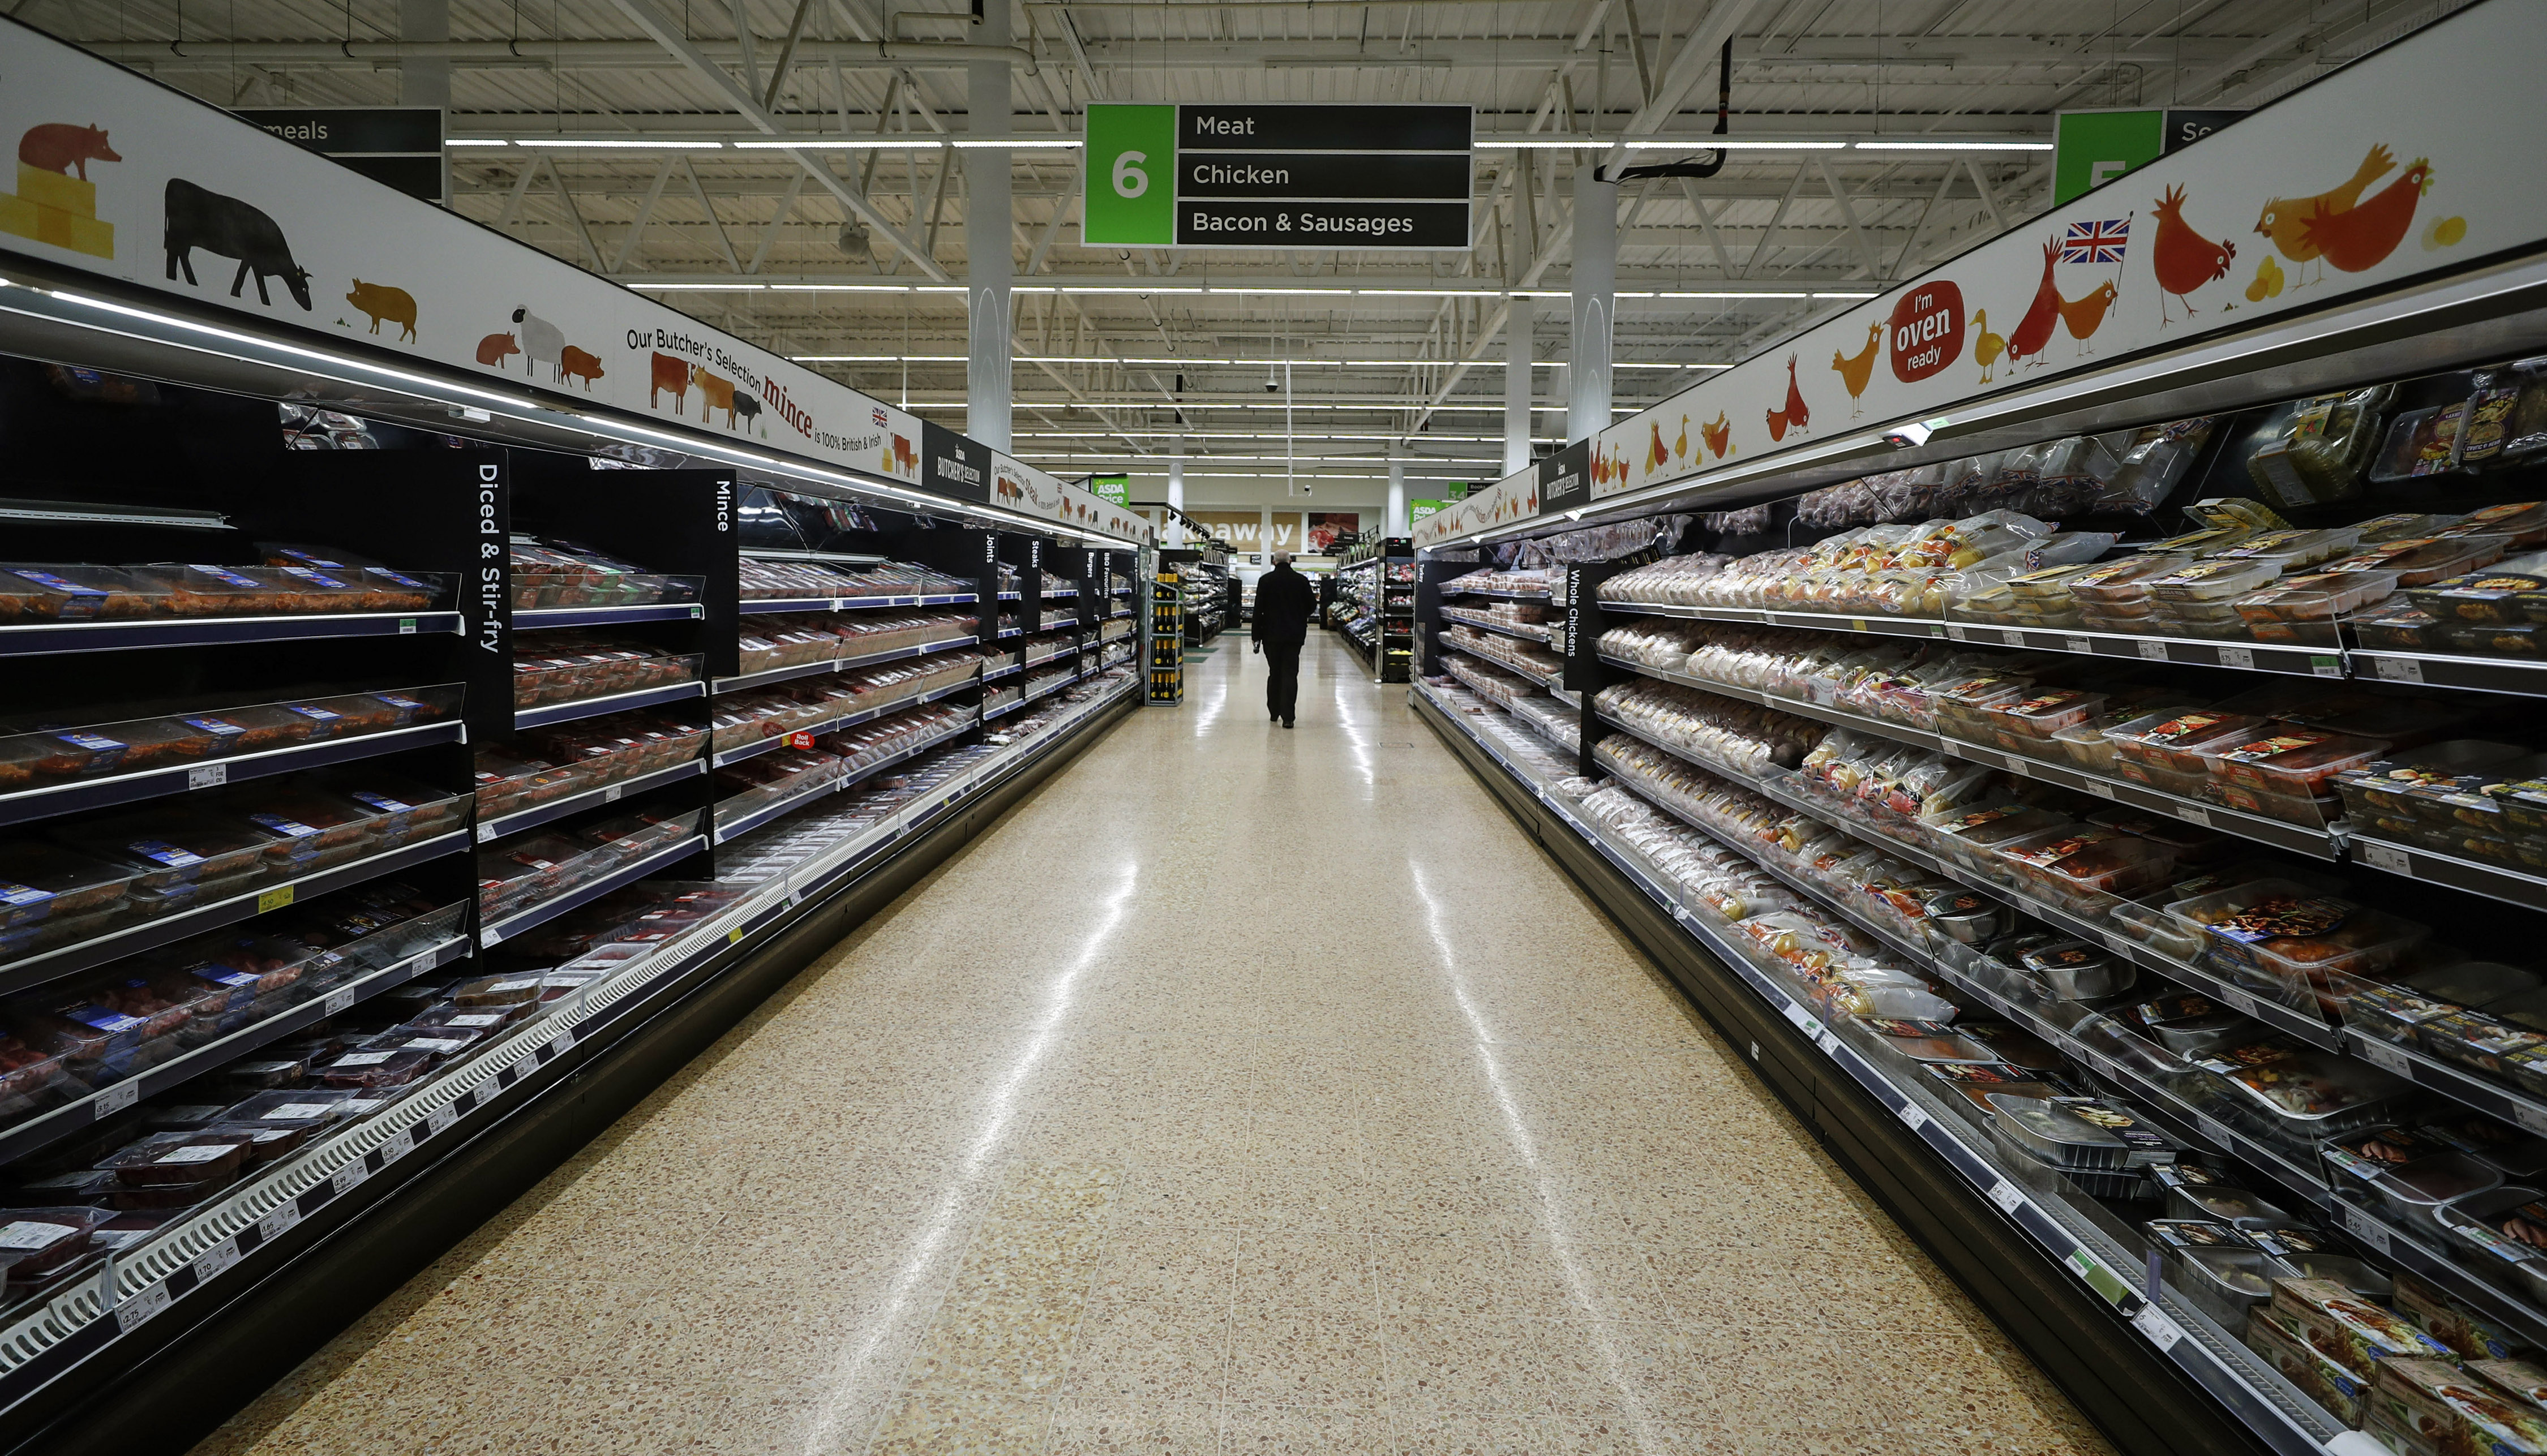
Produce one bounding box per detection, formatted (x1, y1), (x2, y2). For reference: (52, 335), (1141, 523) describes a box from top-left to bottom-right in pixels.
(2195, 1113), (2236, 1149)
(1816, 1030), (1842, 1056)
(2173, 804), (2212, 827)
(115, 1282), (173, 1334)
(2353, 1038), (2412, 1075)
(2132, 1302), (2185, 1352)
(187, 762), (228, 790)
(2137, 640), (2169, 663)
(94, 1079), (139, 1118)
(324, 988), (355, 1016)
(1781, 1002), (1813, 1030)
(331, 1161), (370, 1197)
(549, 1027), (576, 1055)
(2101, 930), (2135, 955)
(2214, 986), (2259, 1017)
(2004, 756), (2031, 778)
(2374, 656), (2426, 685)
(193, 1238), (241, 1283)
(689, 604), (705, 619)
(425, 1104), (456, 1137)
(256, 884), (295, 915)
(1898, 1103), (1928, 1131)
(256, 1201), (303, 1244)
(379, 1128), (415, 1163)
(1926, 625), (1947, 639)
(2514, 1102), (2547, 1139)
(2341, 1203), (2395, 1255)
(1987, 1180), (2025, 1213)
(1849, 619), (1868, 632)
(2358, 841), (2412, 875)
(2085, 779), (2117, 800)
(1945, 624), (1969, 641)
(2063, 637), (2092, 656)
(398, 617), (418, 635)
(481, 925), (504, 948)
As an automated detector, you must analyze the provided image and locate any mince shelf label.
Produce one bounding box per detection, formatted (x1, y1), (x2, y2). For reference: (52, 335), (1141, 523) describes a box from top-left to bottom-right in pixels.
(1085, 104), (1472, 250)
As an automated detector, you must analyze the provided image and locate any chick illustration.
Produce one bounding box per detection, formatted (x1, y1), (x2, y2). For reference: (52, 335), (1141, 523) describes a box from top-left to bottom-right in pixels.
(2246, 254), (2287, 302)
(1972, 308), (2006, 383)
(1674, 414), (1689, 462)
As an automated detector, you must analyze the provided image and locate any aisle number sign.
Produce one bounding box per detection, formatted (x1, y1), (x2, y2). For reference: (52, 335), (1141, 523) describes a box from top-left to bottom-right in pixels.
(2054, 108), (2247, 204)
(1084, 104), (1472, 249)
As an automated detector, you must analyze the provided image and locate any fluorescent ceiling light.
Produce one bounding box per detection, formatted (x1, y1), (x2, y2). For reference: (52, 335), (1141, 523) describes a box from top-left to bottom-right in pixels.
(1814, 291), (1880, 299)
(791, 353), (1726, 370)
(764, 282), (967, 293)
(1854, 140), (2052, 151)
(1626, 139), (1848, 151)
(950, 137), (1080, 148)
(449, 139), (512, 148)
(1620, 290), (1805, 300)
(632, 282), (764, 291)
(516, 138), (724, 149)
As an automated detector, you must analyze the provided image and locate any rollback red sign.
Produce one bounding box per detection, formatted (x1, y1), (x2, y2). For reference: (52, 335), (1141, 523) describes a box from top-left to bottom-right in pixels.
(1888, 281), (1965, 384)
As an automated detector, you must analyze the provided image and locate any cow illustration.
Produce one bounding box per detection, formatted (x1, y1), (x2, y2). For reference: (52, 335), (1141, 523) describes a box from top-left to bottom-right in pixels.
(731, 393), (761, 429)
(510, 305), (564, 378)
(558, 345), (603, 390)
(19, 123), (119, 180)
(345, 279), (417, 341)
(650, 351), (690, 412)
(692, 366), (739, 426)
(165, 179), (311, 310)
(475, 332), (521, 368)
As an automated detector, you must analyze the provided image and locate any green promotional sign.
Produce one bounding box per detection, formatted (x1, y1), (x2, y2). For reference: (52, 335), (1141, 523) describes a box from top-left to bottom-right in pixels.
(2053, 110), (2165, 205)
(1443, 482), (1468, 501)
(1407, 499), (1443, 523)
(1085, 105), (1176, 246)
(1090, 473), (1130, 506)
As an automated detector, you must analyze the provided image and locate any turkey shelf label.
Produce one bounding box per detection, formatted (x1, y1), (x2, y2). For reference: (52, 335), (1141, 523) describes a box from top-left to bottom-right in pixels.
(0, 16), (1150, 547)
(1418, 0), (2537, 547)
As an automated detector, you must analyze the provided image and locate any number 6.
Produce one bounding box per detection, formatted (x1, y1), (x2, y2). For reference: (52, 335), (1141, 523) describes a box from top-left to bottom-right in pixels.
(1112, 151), (1149, 199)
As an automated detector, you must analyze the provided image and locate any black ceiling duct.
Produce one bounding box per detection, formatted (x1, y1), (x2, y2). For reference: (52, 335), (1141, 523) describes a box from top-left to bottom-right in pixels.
(1610, 39), (1734, 182)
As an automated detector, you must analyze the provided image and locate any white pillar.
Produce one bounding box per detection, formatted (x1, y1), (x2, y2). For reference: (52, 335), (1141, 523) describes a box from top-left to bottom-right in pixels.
(401, 0), (450, 204)
(1503, 300), (1532, 478)
(1569, 163), (1617, 443)
(1387, 456), (1407, 538)
(963, 3), (1013, 450)
(1167, 446), (1186, 544)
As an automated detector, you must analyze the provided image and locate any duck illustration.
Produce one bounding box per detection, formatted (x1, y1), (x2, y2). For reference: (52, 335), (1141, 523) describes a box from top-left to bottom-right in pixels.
(1830, 320), (1882, 417)
(1700, 411), (1732, 459)
(1973, 309), (2005, 383)
(1674, 414), (1689, 462)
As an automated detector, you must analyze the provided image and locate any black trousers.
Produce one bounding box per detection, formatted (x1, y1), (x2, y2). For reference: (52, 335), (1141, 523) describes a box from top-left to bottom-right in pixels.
(1262, 640), (1302, 723)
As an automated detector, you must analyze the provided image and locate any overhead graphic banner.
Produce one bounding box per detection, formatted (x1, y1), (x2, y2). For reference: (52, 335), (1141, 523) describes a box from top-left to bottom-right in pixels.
(1305, 512), (1360, 553)
(1084, 103), (1472, 250)
(1425, 0), (2535, 547)
(0, 18), (1147, 544)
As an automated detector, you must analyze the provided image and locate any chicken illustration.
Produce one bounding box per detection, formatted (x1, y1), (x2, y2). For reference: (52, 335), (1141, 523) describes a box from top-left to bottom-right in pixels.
(1646, 420), (1670, 475)
(1765, 355), (1810, 442)
(2004, 238), (2062, 368)
(2057, 280), (2120, 355)
(2254, 144), (2394, 287)
(2246, 255), (2287, 303)
(1830, 321), (1881, 417)
(1700, 412), (1732, 459)
(1674, 414), (1690, 462)
(2303, 158), (2433, 274)
(1972, 310), (2006, 383)
(2152, 183), (2236, 325)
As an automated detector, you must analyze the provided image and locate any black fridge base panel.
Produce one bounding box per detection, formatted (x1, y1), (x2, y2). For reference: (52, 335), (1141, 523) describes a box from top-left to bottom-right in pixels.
(1410, 689), (2278, 1456)
(1, 693), (1135, 1456)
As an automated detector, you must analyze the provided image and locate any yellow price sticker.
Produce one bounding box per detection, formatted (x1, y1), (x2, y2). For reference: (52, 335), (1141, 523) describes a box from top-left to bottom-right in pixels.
(257, 885), (296, 914)
(728, 927), (743, 944)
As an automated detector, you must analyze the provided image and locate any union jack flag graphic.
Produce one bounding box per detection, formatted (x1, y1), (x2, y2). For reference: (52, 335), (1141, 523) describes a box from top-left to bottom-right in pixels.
(2062, 217), (2131, 264)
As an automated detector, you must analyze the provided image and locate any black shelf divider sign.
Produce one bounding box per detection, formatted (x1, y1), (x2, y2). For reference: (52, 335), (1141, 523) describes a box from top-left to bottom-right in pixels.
(1537, 439), (1590, 518)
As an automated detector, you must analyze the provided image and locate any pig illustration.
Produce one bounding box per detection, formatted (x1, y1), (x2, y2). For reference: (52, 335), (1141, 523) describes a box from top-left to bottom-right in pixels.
(345, 279), (417, 342)
(19, 124), (120, 181)
(476, 332), (521, 368)
(558, 345), (603, 390)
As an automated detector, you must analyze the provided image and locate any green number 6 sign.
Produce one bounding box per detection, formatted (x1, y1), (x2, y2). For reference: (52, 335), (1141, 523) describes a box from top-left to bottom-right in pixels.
(1085, 104), (1176, 246)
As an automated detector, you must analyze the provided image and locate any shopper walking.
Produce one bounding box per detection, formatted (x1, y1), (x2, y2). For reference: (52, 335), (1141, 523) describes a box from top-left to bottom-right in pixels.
(1251, 551), (1314, 728)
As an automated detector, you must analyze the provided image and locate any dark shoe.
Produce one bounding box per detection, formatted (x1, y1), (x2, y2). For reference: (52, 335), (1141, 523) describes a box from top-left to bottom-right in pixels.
(1270, 709), (1280, 722)
(1283, 719), (1294, 729)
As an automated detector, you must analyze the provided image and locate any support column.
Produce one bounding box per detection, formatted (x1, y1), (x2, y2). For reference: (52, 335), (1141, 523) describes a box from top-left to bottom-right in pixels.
(1167, 446), (1186, 544)
(1568, 163), (1618, 444)
(964, 2), (1013, 450)
(400, 0), (451, 204)
(1503, 300), (1532, 478)
(1387, 456), (1407, 538)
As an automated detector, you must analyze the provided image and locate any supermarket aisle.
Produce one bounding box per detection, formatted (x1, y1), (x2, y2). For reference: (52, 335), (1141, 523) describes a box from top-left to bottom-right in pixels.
(196, 636), (2111, 1456)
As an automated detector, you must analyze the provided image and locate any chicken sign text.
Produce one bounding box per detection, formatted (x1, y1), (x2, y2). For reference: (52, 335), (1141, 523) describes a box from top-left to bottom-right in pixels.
(1888, 282), (1965, 384)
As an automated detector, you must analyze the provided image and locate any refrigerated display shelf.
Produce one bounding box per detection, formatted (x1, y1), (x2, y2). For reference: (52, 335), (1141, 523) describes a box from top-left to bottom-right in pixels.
(709, 637), (979, 696)
(2340, 835), (2547, 913)
(476, 832), (708, 946)
(1045, 589), (1078, 599)
(736, 592), (977, 615)
(982, 672), (1083, 721)
(2351, 648), (2547, 698)
(708, 678), (981, 770)
(710, 723), (977, 844)
(1414, 685), (2337, 1456)
(0, 719), (465, 831)
(0, 830), (473, 997)
(980, 662), (1022, 683)
(997, 628), (1022, 639)
(2330, 1191), (2547, 1356)
(1593, 654), (2347, 860)
(0, 931), (472, 1170)
(513, 680), (707, 730)
(1443, 587), (1552, 602)
(0, 611), (465, 659)
(473, 759), (709, 841)
(513, 603), (704, 630)
(1438, 609), (1552, 645)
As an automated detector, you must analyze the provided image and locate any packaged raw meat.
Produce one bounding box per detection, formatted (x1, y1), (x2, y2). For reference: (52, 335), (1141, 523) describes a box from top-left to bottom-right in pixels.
(97, 1130), (251, 1186)
(0, 566), (168, 621)
(317, 1046), (432, 1089)
(0, 1206), (108, 1281)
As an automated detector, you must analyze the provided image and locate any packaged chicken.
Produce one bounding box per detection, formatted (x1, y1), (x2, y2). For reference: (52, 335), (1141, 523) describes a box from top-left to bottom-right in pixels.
(0, 566), (168, 621)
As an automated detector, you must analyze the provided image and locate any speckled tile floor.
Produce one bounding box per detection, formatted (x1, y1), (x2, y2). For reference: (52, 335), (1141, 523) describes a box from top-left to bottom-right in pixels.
(194, 635), (2117, 1456)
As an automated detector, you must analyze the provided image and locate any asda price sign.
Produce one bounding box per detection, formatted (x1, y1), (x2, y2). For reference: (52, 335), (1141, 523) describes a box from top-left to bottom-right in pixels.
(1085, 104), (1470, 249)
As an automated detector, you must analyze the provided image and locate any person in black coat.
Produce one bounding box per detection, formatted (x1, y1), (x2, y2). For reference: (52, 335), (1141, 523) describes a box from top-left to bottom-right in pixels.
(1251, 553), (1315, 728)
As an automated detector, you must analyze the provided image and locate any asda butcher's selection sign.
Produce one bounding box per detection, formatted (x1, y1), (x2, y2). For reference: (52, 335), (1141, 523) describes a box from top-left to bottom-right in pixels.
(0, 17), (1150, 544)
(1084, 104), (1471, 249)
(1422, 0), (2535, 545)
